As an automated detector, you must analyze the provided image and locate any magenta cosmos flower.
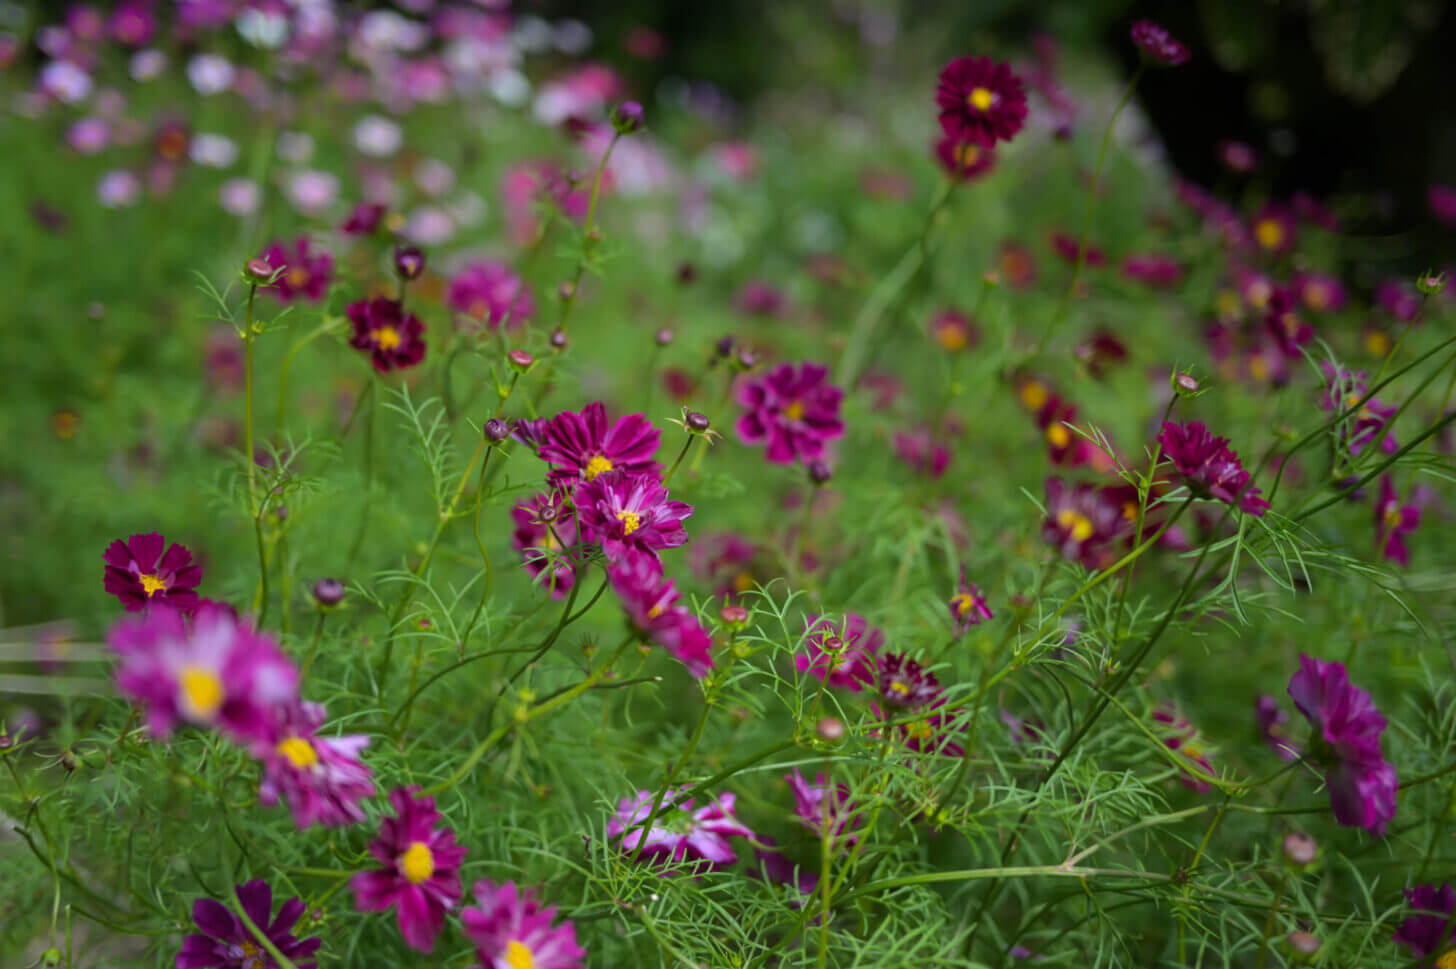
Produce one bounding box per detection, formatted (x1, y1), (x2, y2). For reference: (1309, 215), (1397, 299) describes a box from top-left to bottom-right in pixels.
(103, 531), (202, 612)
(342, 201), (385, 235)
(1375, 475), (1421, 566)
(259, 237), (332, 302)
(178, 879), (322, 969)
(1042, 477), (1132, 570)
(251, 700), (375, 829)
(107, 603), (296, 741)
(735, 362), (845, 465)
(511, 491), (582, 598)
(351, 786), (467, 953)
(1395, 883), (1456, 958)
(1287, 654), (1397, 835)
(785, 768), (861, 847)
(949, 568), (992, 635)
(608, 552), (713, 678)
(1255, 694), (1299, 761)
(875, 653), (965, 756)
(1153, 706), (1216, 793)
(575, 471), (692, 561)
(1157, 421), (1270, 516)
(1319, 364), (1397, 458)
(347, 298), (426, 373)
(795, 613), (883, 692)
(606, 789), (755, 867)
(934, 135), (996, 181)
(1122, 253), (1184, 289)
(537, 401), (661, 489)
(1250, 204), (1297, 255)
(935, 56), (1027, 148)
(447, 260), (535, 330)
(461, 880), (585, 969)
(1130, 20), (1190, 66)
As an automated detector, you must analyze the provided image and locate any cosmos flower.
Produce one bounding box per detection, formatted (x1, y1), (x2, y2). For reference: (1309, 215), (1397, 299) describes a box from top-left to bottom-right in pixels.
(935, 56), (1027, 148)
(574, 471), (692, 561)
(949, 569), (993, 635)
(795, 613), (883, 692)
(97, 169), (141, 207)
(1255, 694), (1299, 761)
(1394, 883), (1456, 958)
(606, 789), (755, 867)
(1121, 253), (1183, 288)
(1287, 654), (1397, 835)
(446, 260), (534, 330)
(998, 241), (1038, 288)
(1050, 231), (1105, 267)
(501, 161), (589, 246)
(690, 532), (762, 602)
(934, 135), (997, 181)
(1376, 278), (1422, 322)
(537, 402), (661, 489)
(177, 879), (321, 969)
(342, 202), (386, 235)
(461, 880), (585, 969)
(785, 768), (861, 847)
(1374, 476), (1421, 566)
(1153, 706), (1216, 793)
(103, 531), (203, 612)
(1129, 20), (1190, 66)
(351, 786), (468, 953)
(877, 653), (941, 709)
(252, 700), (375, 829)
(608, 552), (714, 678)
(735, 280), (788, 317)
(346, 298), (427, 373)
(106, 603), (296, 741)
(734, 362), (845, 465)
(1318, 364), (1398, 458)
(1250, 204), (1296, 254)
(1156, 421), (1270, 516)
(285, 169), (339, 215)
(259, 237), (333, 303)
(1042, 477), (1131, 569)
(1293, 271), (1347, 313)
(928, 308), (979, 352)
(511, 492), (582, 598)
(1263, 286), (1312, 355)
(893, 428), (951, 478)
(1429, 185), (1456, 227)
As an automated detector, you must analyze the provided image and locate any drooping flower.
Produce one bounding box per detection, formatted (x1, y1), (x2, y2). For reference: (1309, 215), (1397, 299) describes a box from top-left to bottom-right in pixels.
(1374, 475), (1421, 566)
(1394, 883), (1456, 958)
(446, 260), (535, 330)
(1255, 694), (1300, 761)
(1287, 654), (1397, 835)
(1156, 421), (1270, 516)
(346, 297), (427, 373)
(949, 569), (993, 635)
(1129, 20), (1190, 66)
(103, 531), (203, 612)
(259, 237), (333, 303)
(606, 789), (755, 867)
(511, 492), (582, 597)
(785, 768), (861, 847)
(107, 603), (296, 741)
(177, 879), (322, 969)
(1042, 478), (1131, 570)
(252, 700), (375, 829)
(935, 56), (1028, 148)
(795, 613), (882, 692)
(350, 786), (467, 953)
(461, 880), (585, 969)
(734, 362), (845, 465)
(608, 552), (714, 678)
(933, 135), (996, 181)
(575, 471), (692, 561)
(537, 401), (662, 489)
(1153, 706), (1216, 793)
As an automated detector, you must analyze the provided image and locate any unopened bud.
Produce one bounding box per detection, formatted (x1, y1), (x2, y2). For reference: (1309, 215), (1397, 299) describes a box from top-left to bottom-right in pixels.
(244, 257), (273, 283)
(1417, 270), (1447, 296)
(312, 578), (345, 608)
(557, 280), (576, 301)
(816, 717), (845, 742)
(714, 335), (735, 358)
(483, 418), (510, 444)
(676, 262), (697, 285)
(685, 411), (710, 433)
(393, 245), (426, 280)
(610, 100), (644, 135)
(1172, 370), (1202, 397)
(719, 604), (749, 626)
(1282, 831), (1317, 866)
(654, 327), (674, 347)
(550, 330), (568, 350)
(734, 348), (758, 371)
(508, 349), (535, 372)
(807, 459), (832, 486)
(1287, 931), (1320, 956)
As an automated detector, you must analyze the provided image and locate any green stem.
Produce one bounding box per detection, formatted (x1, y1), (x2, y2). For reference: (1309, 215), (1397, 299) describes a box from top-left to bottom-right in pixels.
(299, 611), (327, 685)
(660, 434), (695, 487)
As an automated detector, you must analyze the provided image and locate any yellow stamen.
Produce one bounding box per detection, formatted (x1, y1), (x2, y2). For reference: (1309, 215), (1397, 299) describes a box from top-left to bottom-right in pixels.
(375, 326), (402, 350)
(468, 298), (490, 319)
(967, 86), (995, 111)
(953, 143), (980, 168)
(505, 940), (536, 969)
(888, 681), (910, 696)
(617, 510), (642, 535)
(239, 942), (261, 961)
(936, 323), (968, 351)
(584, 455), (614, 480)
(1019, 381), (1047, 411)
(784, 401), (806, 421)
(1254, 219), (1284, 250)
(1364, 330), (1391, 357)
(1046, 424), (1070, 449)
(276, 736), (318, 769)
(178, 666), (223, 721)
(1435, 950), (1456, 969)
(732, 571), (755, 593)
(951, 593), (974, 616)
(1306, 284), (1329, 310)
(399, 841), (435, 884)
(286, 267), (309, 289)
(1248, 356), (1270, 381)
(139, 573), (168, 597)
(1215, 289), (1240, 320)
(1056, 509), (1094, 543)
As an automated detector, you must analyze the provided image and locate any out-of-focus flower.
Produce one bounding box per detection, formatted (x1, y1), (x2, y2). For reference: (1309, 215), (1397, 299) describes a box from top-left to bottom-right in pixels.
(607, 552), (713, 678)
(187, 53), (236, 95)
(1374, 475), (1421, 566)
(260, 237), (333, 303)
(1255, 694), (1299, 761)
(1130, 20), (1190, 66)
(607, 789), (754, 867)
(934, 135), (996, 181)
(219, 178), (261, 217)
(1153, 706), (1215, 792)
(286, 169), (340, 215)
(1394, 883), (1456, 959)
(1250, 204), (1296, 254)
(97, 170), (141, 207)
(354, 115), (403, 157)
(1121, 253), (1183, 288)
(949, 568), (992, 635)
(795, 613), (882, 692)
(936, 56), (1027, 148)
(252, 700), (375, 829)
(178, 879), (321, 969)
(447, 260), (534, 330)
(511, 492), (581, 597)
(785, 768), (861, 846)
(735, 362), (845, 465)
(460, 880), (585, 969)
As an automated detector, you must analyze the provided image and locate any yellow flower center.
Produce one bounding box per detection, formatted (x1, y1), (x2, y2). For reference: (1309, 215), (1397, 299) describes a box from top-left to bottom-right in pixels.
(1306, 284), (1329, 310)
(468, 298), (490, 319)
(953, 143), (980, 168)
(1056, 509), (1094, 543)
(784, 401), (806, 421)
(1364, 330), (1391, 357)
(286, 267), (309, 289)
(951, 593), (974, 616)
(647, 603), (664, 620)
(506, 940), (536, 969)
(967, 86), (995, 111)
(399, 841), (435, 884)
(1384, 507), (1404, 530)
(178, 666), (224, 721)
(1248, 356), (1270, 381)
(584, 455), (614, 480)
(1435, 950), (1456, 969)
(617, 510), (642, 535)
(1046, 424), (1070, 449)
(936, 324), (968, 351)
(138, 572), (168, 597)
(1254, 219), (1284, 250)
(276, 736), (318, 769)
(1247, 281), (1272, 309)
(1019, 381), (1047, 411)
(888, 680), (910, 696)
(1215, 289), (1240, 320)
(239, 942), (261, 962)
(904, 719), (935, 742)
(1122, 502), (1140, 524)
(375, 326), (402, 350)
(732, 571), (755, 593)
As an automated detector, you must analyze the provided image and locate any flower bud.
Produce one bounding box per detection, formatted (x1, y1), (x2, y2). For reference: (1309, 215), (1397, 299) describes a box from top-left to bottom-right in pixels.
(393, 245), (425, 281)
(816, 717), (845, 742)
(1281, 831), (1317, 866)
(719, 604), (749, 627)
(1417, 270), (1447, 296)
(714, 335), (735, 358)
(676, 262), (697, 285)
(734, 348), (758, 371)
(685, 411), (710, 433)
(483, 418), (510, 444)
(550, 330), (568, 350)
(1287, 930), (1320, 957)
(654, 327), (674, 347)
(1171, 370), (1203, 398)
(508, 349), (535, 372)
(610, 100), (644, 135)
(557, 280), (576, 301)
(312, 578), (345, 608)
(807, 459), (832, 486)
(244, 257), (273, 283)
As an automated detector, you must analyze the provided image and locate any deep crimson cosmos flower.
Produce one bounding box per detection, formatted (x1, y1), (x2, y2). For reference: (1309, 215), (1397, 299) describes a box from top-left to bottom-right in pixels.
(1156, 420), (1270, 516)
(933, 135), (996, 181)
(251, 700), (375, 829)
(446, 259), (534, 330)
(1287, 654), (1397, 835)
(511, 491), (582, 597)
(260, 237), (332, 302)
(178, 879), (322, 969)
(935, 56), (1028, 148)
(1375, 475), (1421, 566)
(461, 880), (585, 969)
(575, 471), (692, 561)
(537, 401), (661, 489)
(1042, 477), (1132, 570)
(795, 613), (883, 692)
(606, 789), (755, 867)
(1395, 883), (1456, 958)
(103, 531), (202, 612)
(1129, 20), (1191, 66)
(608, 552), (714, 678)
(351, 786), (467, 953)
(949, 568), (993, 635)
(735, 362), (845, 465)
(347, 298), (426, 373)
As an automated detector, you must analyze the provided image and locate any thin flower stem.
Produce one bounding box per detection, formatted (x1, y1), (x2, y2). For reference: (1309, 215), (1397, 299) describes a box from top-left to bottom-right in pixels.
(631, 689), (715, 866)
(1253, 873), (1287, 969)
(660, 433), (695, 487)
(555, 132), (620, 335)
(242, 284), (259, 518)
(276, 317), (338, 435)
(1111, 396), (1178, 643)
(346, 375), (380, 572)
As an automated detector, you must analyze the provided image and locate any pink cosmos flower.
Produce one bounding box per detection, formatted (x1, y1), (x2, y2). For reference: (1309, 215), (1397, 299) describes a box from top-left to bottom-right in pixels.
(1042, 477), (1132, 569)
(103, 531), (202, 612)
(1293, 271), (1347, 313)
(1153, 706), (1216, 792)
(1130, 20), (1190, 66)
(501, 161), (588, 246)
(260, 237), (333, 303)
(342, 202), (385, 235)
(1374, 475), (1421, 566)
(606, 789), (755, 867)
(461, 880), (585, 969)
(893, 429), (951, 478)
(795, 613), (882, 692)
(1255, 694), (1299, 761)
(949, 568), (993, 635)
(511, 492), (581, 597)
(1250, 204), (1297, 254)
(935, 56), (1027, 148)
(575, 471), (692, 561)
(252, 700), (375, 829)
(785, 768), (861, 847)
(351, 786), (467, 953)
(1287, 654), (1397, 835)
(734, 362), (845, 465)
(178, 879), (321, 969)
(446, 260), (534, 330)
(608, 552), (713, 678)
(537, 402), (661, 489)
(1395, 883), (1456, 958)
(106, 603), (296, 741)
(1156, 421), (1270, 515)
(1376, 278), (1421, 322)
